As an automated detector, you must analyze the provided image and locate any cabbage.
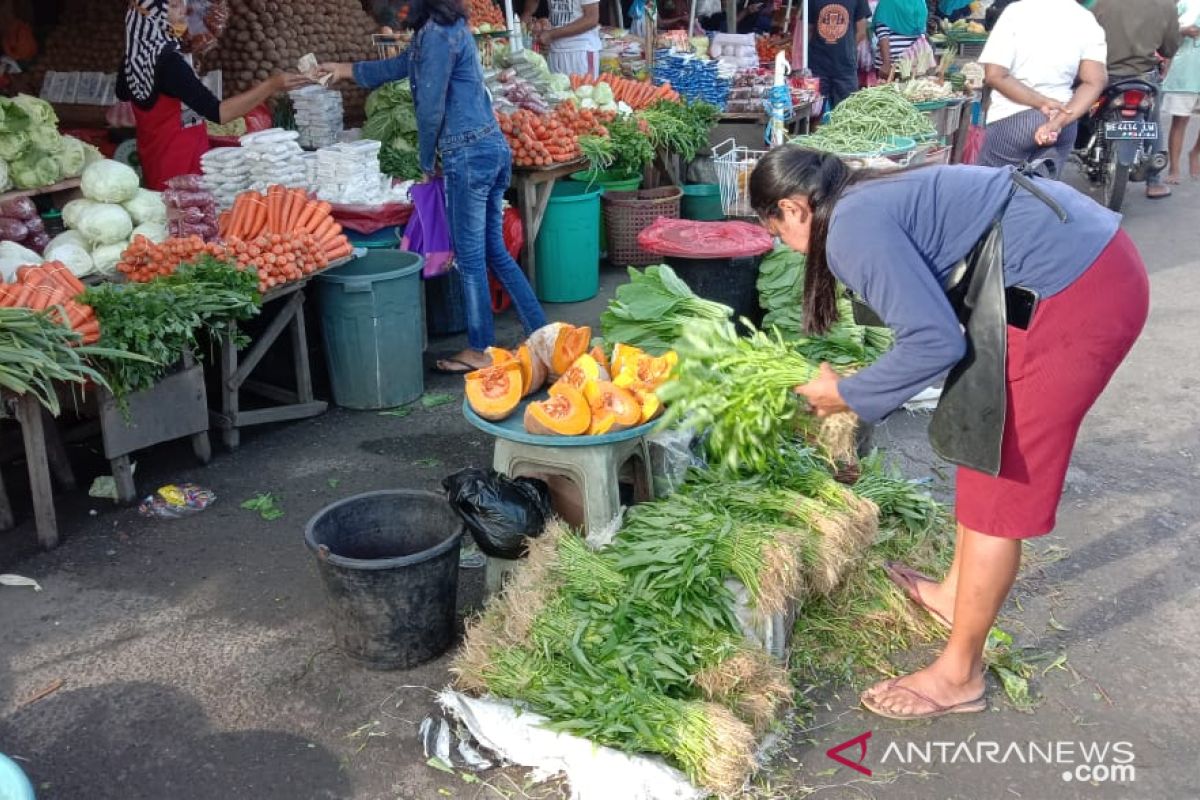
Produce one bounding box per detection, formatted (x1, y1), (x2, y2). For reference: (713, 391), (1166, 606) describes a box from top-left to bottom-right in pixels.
(599, 102), (618, 114)
(0, 97), (30, 133)
(548, 73), (571, 93)
(82, 141), (103, 166)
(30, 126), (63, 154)
(0, 131), (29, 161)
(576, 85), (594, 100)
(12, 150), (60, 189)
(54, 136), (88, 178)
(45, 230), (89, 257)
(62, 198), (99, 230)
(0, 159), (9, 193)
(593, 82), (614, 105)
(80, 159), (140, 203)
(580, 98), (598, 110)
(91, 242), (126, 275)
(76, 203), (133, 245)
(12, 95), (57, 128)
(132, 221), (168, 243)
(123, 189), (166, 225)
(49, 243), (94, 278)
(0, 240), (41, 281)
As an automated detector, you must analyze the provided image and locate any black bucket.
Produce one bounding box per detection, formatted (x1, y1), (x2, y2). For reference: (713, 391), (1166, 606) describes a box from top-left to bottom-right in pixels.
(664, 254), (765, 327)
(304, 490), (463, 670)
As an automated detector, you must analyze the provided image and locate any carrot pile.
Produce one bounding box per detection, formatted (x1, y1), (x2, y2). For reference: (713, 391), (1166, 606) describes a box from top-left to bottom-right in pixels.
(118, 235), (227, 283)
(497, 104), (615, 168)
(225, 232), (331, 293)
(569, 74), (680, 109)
(0, 262), (99, 344)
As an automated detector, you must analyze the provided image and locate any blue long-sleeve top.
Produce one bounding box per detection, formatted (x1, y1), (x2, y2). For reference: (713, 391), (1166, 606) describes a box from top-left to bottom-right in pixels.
(352, 19), (498, 174)
(828, 165), (1120, 423)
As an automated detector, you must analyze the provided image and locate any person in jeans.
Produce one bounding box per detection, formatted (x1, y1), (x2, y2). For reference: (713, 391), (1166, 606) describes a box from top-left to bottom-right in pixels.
(1092, 0), (1181, 198)
(322, 0), (547, 374)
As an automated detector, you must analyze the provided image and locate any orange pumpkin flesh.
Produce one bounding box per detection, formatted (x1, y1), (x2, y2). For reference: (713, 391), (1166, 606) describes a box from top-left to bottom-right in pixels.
(587, 407), (619, 436)
(588, 381), (641, 430)
(466, 362), (523, 421)
(635, 388), (663, 423)
(589, 344), (610, 372)
(555, 353), (607, 394)
(551, 324), (592, 377)
(486, 346), (516, 365)
(525, 383), (591, 435)
(610, 343), (645, 377)
(516, 343), (546, 398)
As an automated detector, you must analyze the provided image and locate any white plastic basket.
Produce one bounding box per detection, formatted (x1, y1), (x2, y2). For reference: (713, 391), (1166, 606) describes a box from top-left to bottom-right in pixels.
(712, 138), (768, 218)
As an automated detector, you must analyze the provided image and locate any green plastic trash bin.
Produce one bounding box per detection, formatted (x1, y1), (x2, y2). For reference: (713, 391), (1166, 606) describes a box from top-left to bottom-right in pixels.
(570, 169), (642, 248)
(534, 181), (601, 303)
(681, 184), (724, 220)
(316, 250), (425, 410)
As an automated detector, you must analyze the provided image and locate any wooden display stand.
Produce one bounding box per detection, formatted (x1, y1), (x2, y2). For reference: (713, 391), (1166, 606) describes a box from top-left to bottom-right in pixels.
(211, 279), (326, 450)
(0, 393), (76, 549)
(0, 178), (82, 207)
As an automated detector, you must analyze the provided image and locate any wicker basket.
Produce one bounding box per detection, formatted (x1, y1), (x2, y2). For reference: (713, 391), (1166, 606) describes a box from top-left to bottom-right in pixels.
(602, 187), (683, 266)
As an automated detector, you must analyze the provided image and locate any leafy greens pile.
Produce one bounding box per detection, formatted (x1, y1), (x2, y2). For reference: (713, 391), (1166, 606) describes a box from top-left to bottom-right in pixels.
(80, 255), (261, 399)
(0, 94), (97, 191)
(599, 264), (731, 353)
(362, 81), (422, 180)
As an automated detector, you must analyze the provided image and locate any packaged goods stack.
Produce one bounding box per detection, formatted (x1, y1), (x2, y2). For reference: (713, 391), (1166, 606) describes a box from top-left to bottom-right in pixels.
(240, 129), (306, 191)
(290, 85), (344, 149)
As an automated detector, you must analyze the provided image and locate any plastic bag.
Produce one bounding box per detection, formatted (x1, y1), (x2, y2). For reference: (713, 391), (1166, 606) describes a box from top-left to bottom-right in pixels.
(330, 201), (413, 235)
(165, 174), (207, 192)
(962, 125), (986, 165)
(0, 196), (37, 221)
(637, 218), (774, 259)
(502, 206), (523, 260)
(402, 177), (454, 278)
(443, 468), (552, 560)
(138, 483), (216, 519)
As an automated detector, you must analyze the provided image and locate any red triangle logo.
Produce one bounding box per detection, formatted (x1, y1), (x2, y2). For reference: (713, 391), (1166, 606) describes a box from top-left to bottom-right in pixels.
(826, 731), (873, 776)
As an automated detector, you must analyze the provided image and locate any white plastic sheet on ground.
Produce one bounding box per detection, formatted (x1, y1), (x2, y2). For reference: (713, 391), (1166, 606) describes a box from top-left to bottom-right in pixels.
(438, 690), (706, 800)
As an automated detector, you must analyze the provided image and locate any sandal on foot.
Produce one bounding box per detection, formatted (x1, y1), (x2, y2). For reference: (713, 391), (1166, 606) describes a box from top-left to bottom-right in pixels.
(884, 561), (951, 630)
(861, 678), (987, 721)
(432, 358), (480, 375)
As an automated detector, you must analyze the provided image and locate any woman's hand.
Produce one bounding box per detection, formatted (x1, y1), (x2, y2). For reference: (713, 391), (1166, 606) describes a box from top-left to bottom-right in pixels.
(537, 28), (557, 47)
(794, 363), (849, 417)
(270, 72), (311, 92)
(317, 62), (354, 85)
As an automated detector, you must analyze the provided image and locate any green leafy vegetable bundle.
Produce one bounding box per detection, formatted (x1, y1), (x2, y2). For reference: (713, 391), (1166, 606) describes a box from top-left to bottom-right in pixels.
(635, 100), (720, 162)
(600, 264), (731, 353)
(362, 81), (422, 180)
(81, 255), (261, 399)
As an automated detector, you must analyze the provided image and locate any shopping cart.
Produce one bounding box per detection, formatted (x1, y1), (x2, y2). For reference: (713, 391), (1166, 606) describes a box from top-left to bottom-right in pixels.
(712, 138), (768, 219)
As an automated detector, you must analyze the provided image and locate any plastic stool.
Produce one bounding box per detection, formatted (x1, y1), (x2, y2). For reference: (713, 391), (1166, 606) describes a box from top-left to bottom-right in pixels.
(493, 436), (653, 535)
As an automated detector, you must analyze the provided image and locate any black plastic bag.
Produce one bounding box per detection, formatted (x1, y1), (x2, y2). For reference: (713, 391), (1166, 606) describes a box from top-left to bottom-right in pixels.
(442, 468), (552, 559)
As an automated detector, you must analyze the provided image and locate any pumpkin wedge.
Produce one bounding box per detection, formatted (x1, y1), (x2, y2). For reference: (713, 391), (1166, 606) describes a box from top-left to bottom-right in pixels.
(634, 388), (664, 423)
(525, 383), (591, 436)
(588, 381), (642, 430)
(465, 362), (523, 421)
(587, 407), (619, 436)
(589, 344), (610, 372)
(486, 346), (516, 365)
(515, 343), (546, 398)
(555, 353), (608, 394)
(610, 343), (645, 377)
(551, 324), (592, 378)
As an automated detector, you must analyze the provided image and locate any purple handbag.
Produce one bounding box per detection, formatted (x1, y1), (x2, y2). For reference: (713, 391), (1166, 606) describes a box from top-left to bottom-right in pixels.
(402, 178), (455, 278)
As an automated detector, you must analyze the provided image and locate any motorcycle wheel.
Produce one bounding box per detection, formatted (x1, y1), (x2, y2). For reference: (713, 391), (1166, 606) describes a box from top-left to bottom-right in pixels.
(1102, 155), (1129, 213)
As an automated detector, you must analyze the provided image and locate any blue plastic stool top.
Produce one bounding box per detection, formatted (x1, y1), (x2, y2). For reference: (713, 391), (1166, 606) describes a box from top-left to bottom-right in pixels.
(463, 396), (657, 447)
(0, 753), (35, 800)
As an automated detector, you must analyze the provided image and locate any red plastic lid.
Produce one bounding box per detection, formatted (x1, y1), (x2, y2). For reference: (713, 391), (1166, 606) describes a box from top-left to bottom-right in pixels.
(637, 218), (774, 259)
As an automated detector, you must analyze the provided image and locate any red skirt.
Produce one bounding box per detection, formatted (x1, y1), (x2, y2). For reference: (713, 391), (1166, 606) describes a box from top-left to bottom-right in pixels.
(955, 230), (1149, 539)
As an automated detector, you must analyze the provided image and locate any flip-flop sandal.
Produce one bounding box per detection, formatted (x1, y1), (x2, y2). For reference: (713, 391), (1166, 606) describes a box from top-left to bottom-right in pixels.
(431, 358), (480, 375)
(1146, 187), (1172, 199)
(884, 561), (952, 630)
(860, 678), (987, 721)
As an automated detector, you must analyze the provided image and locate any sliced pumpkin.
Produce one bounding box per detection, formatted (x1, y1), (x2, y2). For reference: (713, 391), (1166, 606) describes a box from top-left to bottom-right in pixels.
(587, 407), (619, 436)
(634, 387), (663, 423)
(525, 383), (591, 436)
(550, 324), (592, 378)
(516, 343), (546, 398)
(588, 381), (642, 430)
(555, 353), (609, 394)
(610, 343), (645, 377)
(486, 346), (516, 365)
(465, 362), (523, 421)
(589, 344), (610, 372)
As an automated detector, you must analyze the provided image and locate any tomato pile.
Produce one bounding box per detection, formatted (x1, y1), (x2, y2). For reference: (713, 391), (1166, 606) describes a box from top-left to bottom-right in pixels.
(497, 104), (615, 168)
(465, 0), (505, 29)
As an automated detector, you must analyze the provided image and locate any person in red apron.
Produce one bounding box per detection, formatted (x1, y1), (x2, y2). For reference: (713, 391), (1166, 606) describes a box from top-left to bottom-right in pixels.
(117, 0), (307, 190)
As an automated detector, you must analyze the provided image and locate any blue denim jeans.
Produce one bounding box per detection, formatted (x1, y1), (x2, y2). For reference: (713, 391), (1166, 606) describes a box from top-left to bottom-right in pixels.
(441, 132), (547, 351)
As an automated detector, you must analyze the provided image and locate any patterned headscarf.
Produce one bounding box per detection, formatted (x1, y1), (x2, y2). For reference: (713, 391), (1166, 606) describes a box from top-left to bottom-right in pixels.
(121, 0), (179, 106)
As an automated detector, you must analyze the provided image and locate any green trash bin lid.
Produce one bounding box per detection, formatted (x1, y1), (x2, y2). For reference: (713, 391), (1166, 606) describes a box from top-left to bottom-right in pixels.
(318, 250), (424, 286)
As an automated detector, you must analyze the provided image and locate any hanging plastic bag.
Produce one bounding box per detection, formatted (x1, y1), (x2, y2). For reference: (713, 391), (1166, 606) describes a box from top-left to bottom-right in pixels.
(402, 178), (454, 278)
(443, 468), (552, 560)
(961, 125), (987, 165)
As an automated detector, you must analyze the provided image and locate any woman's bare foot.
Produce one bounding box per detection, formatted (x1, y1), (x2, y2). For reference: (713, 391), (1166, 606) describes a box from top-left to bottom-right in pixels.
(885, 562), (957, 628)
(860, 661), (987, 719)
(1190, 151), (1200, 180)
(1166, 172), (1183, 185)
(434, 348), (491, 374)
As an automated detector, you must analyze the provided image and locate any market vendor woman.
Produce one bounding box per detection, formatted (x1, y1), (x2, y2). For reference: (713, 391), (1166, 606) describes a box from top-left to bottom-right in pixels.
(321, 0), (547, 373)
(117, 0), (307, 190)
(750, 147), (1149, 719)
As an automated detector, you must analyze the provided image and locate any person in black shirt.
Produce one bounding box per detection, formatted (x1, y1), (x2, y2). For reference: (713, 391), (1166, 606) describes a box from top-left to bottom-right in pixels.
(808, 0), (871, 110)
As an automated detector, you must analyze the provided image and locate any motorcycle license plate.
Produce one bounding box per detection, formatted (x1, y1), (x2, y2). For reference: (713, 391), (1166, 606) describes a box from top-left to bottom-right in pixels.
(1104, 121), (1158, 140)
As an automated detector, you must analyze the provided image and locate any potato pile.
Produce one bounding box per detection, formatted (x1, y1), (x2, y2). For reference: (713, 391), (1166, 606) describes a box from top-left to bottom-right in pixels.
(24, 0), (126, 94)
(213, 0), (378, 118)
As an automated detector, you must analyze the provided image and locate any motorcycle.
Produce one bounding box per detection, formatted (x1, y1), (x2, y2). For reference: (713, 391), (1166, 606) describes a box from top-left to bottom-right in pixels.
(1073, 77), (1167, 213)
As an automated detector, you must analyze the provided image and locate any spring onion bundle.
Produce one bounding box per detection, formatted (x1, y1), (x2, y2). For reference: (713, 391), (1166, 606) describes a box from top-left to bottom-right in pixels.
(658, 318), (820, 472)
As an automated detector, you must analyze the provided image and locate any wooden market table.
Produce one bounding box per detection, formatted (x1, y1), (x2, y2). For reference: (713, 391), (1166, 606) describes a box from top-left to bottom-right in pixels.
(0, 177), (82, 206)
(510, 158), (588, 287)
(211, 275), (327, 450)
(0, 393), (77, 549)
